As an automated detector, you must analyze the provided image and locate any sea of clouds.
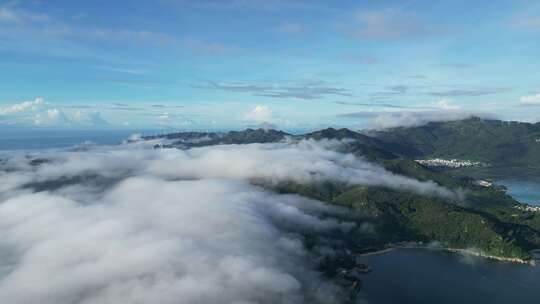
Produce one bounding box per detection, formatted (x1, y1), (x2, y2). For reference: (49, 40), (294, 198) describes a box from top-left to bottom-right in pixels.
(0, 139), (453, 303)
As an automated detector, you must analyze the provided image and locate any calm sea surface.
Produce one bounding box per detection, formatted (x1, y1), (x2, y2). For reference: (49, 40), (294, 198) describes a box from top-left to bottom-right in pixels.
(357, 248), (540, 304)
(499, 179), (540, 206)
(0, 129), (148, 151)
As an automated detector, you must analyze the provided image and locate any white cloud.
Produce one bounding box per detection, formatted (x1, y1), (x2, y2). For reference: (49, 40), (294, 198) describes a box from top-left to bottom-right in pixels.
(157, 112), (172, 122)
(33, 108), (71, 126)
(72, 111), (110, 126)
(369, 111), (479, 129)
(0, 98), (44, 115)
(435, 99), (460, 110)
(244, 105), (273, 122)
(0, 142), (366, 303)
(0, 140), (456, 199)
(0, 98), (111, 127)
(0, 138), (462, 303)
(0, 178), (343, 303)
(520, 93), (540, 105)
(155, 112), (194, 127)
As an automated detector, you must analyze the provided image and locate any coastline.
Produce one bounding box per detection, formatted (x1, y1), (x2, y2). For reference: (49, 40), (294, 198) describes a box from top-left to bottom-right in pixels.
(358, 243), (537, 265)
(445, 248), (536, 265)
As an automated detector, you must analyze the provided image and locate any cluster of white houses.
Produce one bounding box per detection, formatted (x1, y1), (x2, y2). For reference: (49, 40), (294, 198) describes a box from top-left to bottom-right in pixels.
(514, 205), (540, 212)
(415, 158), (483, 168)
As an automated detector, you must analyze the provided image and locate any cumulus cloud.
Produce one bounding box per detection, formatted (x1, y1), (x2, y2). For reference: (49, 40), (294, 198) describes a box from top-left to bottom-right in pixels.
(519, 93), (540, 106)
(0, 97), (44, 115)
(0, 98), (110, 127)
(154, 112), (195, 128)
(33, 108), (71, 126)
(435, 99), (460, 110)
(244, 105), (273, 122)
(72, 111), (110, 126)
(32, 109), (110, 127)
(0, 139), (457, 303)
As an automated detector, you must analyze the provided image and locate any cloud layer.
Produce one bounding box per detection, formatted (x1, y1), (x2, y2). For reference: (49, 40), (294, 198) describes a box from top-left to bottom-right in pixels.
(0, 178), (347, 304)
(194, 81), (351, 100)
(0, 139), (455, 303)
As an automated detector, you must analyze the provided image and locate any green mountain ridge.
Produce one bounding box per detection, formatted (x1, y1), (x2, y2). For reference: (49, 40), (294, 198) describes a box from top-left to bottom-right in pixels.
(145, 118), (540, 262)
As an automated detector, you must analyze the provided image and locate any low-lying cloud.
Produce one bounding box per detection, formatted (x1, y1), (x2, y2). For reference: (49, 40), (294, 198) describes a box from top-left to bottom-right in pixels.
(0, 139), (456, 303)
(0, 178), (345, 303)
(1, 140), (454, 198)
(339, 110), (494, 129)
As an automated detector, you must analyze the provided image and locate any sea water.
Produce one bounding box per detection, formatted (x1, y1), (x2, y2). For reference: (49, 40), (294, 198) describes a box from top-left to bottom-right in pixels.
(499, 179), (540, 206)
(0, 129), (146, 151)
(356, 248), (540, 304)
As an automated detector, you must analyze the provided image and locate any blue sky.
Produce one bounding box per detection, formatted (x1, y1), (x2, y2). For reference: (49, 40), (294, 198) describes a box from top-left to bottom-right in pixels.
(1, 0), (540, 130)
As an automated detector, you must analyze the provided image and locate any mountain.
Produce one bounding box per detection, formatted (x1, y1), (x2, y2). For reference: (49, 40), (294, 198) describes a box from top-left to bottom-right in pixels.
(372, 117), (540, 167)
(144, 128), (290, 148)
(273, 181), (540, 261)
(142, 122), (540, 262)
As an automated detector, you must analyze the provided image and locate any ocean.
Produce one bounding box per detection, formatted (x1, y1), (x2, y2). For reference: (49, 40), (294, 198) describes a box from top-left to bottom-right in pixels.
(357, 247), (540, 304)
(499, 179), (540, 206)
(0, 129), (149, 151)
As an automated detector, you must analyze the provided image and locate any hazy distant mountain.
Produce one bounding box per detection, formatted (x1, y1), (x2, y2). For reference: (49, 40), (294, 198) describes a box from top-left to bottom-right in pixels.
(373, 117), (540, 167)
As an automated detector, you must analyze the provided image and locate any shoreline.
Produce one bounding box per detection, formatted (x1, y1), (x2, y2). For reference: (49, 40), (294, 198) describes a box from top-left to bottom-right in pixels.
(445, 248), (536, 265)
(358, 243), (537, 265)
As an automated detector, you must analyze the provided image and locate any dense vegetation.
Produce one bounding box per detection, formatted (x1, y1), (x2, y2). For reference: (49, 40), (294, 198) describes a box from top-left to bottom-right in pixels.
(271, 179), (540, 261)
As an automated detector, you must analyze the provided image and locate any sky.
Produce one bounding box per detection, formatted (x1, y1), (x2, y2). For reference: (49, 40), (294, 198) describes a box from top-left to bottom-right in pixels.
(0, 0), (540, 130)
